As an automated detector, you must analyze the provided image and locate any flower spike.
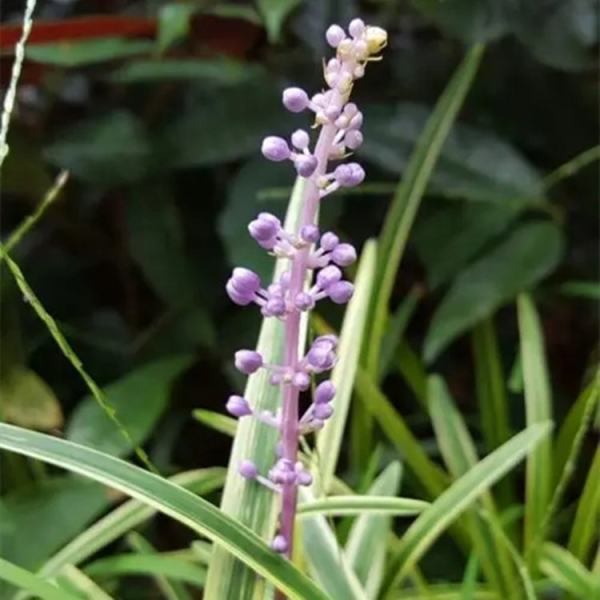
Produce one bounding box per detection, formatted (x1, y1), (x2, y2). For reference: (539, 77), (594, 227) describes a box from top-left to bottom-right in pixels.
(224, 18), (386, 559)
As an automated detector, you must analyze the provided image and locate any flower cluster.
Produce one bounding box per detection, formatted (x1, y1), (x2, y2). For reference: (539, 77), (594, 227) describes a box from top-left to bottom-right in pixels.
(223, 18), (386, 557)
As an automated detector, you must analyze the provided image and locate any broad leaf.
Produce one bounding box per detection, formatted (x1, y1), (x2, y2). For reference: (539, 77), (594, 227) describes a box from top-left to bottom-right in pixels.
(257, 0), (303, 42)
(26, 38), (152, 67)
(361, 102), (543, 205)
(424, 221), (564, 362)
(44, 112), (152, 185)
(0, 367), (62, 430)
(67, 356), (192, 457)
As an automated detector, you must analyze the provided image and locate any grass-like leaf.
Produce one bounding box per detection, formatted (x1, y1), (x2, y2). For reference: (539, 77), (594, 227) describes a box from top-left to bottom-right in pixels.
(31, 469), (224, 587)
(205, 178), (315, 599)
(354, 369), (448, 498)
(0, 424), (330, 600)
(298, 494), (428, 517)
(0, 245), (156, 472)
(539, 543), (600, 599)
(345, 463), (402, 599)
(428, 375), (516, 597)
(85, 554), (206, 586)
(298, 488), (368, 600)
(55, 565), (114, 600)
(0, 558), (76, 600)
(313, 239), (377, 494)
(364, 44), (484, 374)
(517, 294), (553, 559)
(381, 421), (552, 596)
(568, 444), (600, 565)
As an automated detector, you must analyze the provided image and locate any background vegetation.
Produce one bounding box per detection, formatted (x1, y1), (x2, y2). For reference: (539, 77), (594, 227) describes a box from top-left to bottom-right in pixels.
(0, 0), (598, 598)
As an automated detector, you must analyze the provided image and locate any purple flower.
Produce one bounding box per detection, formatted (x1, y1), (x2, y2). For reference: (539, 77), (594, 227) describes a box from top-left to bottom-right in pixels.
(334, 162), (365, 187)
(316, 265), (342, 289)
(248, 213), (280, 242)
(327, 280), (354, 304)
(320, 232), (339, 251)
(226, 395), (252, 417)
(234, 350), (263, 374)
(291, 129), (310, 149)
(239, 460), (258, 479)
(294, 154), (318, 177)
(315, 380), (336, 403)
(261, 136), (291, 161)
(314, 403), (334, 420)
(326, 24), (346, 48)
(300, 224), (320, 243)
(344, 130), (363, 150)
(282, 87), (309, 113)
(332, 243), (357, 266)
(271, 535), (288, 553)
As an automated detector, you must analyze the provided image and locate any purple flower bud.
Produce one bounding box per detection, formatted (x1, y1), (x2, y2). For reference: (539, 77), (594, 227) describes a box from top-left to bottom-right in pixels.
(334, 163), (365, 187)
(234, 350), (263, 374)
(307, 345), (336, 371)
(300, 224), (320, 243)
(292, 371), (311, 390)
(344, 102), (359, 117)
(291, 129), (310, 149)
(226, 280), (253, 305)
(271, 535), (288, 553)
(311, 418), (325, 430)
(263, 296), (286, 317)
(261, 136), (291, 161)
(295, 292), (315, 311)
(350, 112), (363, 130)
(325, 105), (341, 121)
(320, 232), (339, 251)
(239, 460), (258, 479)
(349, 18), (365, 38)
(316, 265), (342, 289)
(282, 87), (309, 113)
(314, 403), (334, 420)
(315, 334), (338, 348)
(230, 268), (261, 294)
(328, 280), (354, 304)
(332, 243), (357, 266)
(315, 380), (336, 403)
(226, 395), (252, 417)
(294, 154), (318, 178)
(269, 459), (296, 484)
(296, 469), (313, 486)
(344, 130), (363, 150)
(248, 213), (280, 241)
(326, 24), (346, 48)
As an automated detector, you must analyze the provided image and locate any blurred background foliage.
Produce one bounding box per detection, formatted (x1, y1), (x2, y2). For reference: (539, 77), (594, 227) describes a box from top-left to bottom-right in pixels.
(0, 0), (598, 590)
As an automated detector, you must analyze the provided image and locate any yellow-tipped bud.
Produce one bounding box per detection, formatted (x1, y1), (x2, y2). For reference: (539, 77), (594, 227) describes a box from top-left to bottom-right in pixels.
(365, 26), (388, 55)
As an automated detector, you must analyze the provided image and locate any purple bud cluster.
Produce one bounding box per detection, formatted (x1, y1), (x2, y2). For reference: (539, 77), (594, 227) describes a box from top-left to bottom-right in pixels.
(223, 18), (386, 556)
(226, 219), (357, 316)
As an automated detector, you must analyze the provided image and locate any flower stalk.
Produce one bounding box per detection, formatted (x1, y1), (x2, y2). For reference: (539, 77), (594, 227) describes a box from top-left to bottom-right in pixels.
(225, 18), (386, 561)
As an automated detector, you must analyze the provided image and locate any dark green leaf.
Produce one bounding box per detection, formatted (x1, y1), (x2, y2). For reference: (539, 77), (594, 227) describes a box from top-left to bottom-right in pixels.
(361, 103), (544, 205)
(0, 477), (110, 570)
(26, 38), (153, 67)
(413, 203), (520, 288)
(160, 77), (290, 168)
(412, 0), (510, 43)
(66, 356), (192, 457)
(44, 112), (152, 185)
(111, 59), (264, 85)
(126, 183), (199, 307)
(257, 0), (303, 42)
(424, 221), (564, 362)
(157, 3), (196, 52)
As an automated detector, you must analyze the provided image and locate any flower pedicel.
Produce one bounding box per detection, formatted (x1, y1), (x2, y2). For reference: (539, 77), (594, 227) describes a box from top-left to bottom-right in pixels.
(225, 18), (386, 558)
